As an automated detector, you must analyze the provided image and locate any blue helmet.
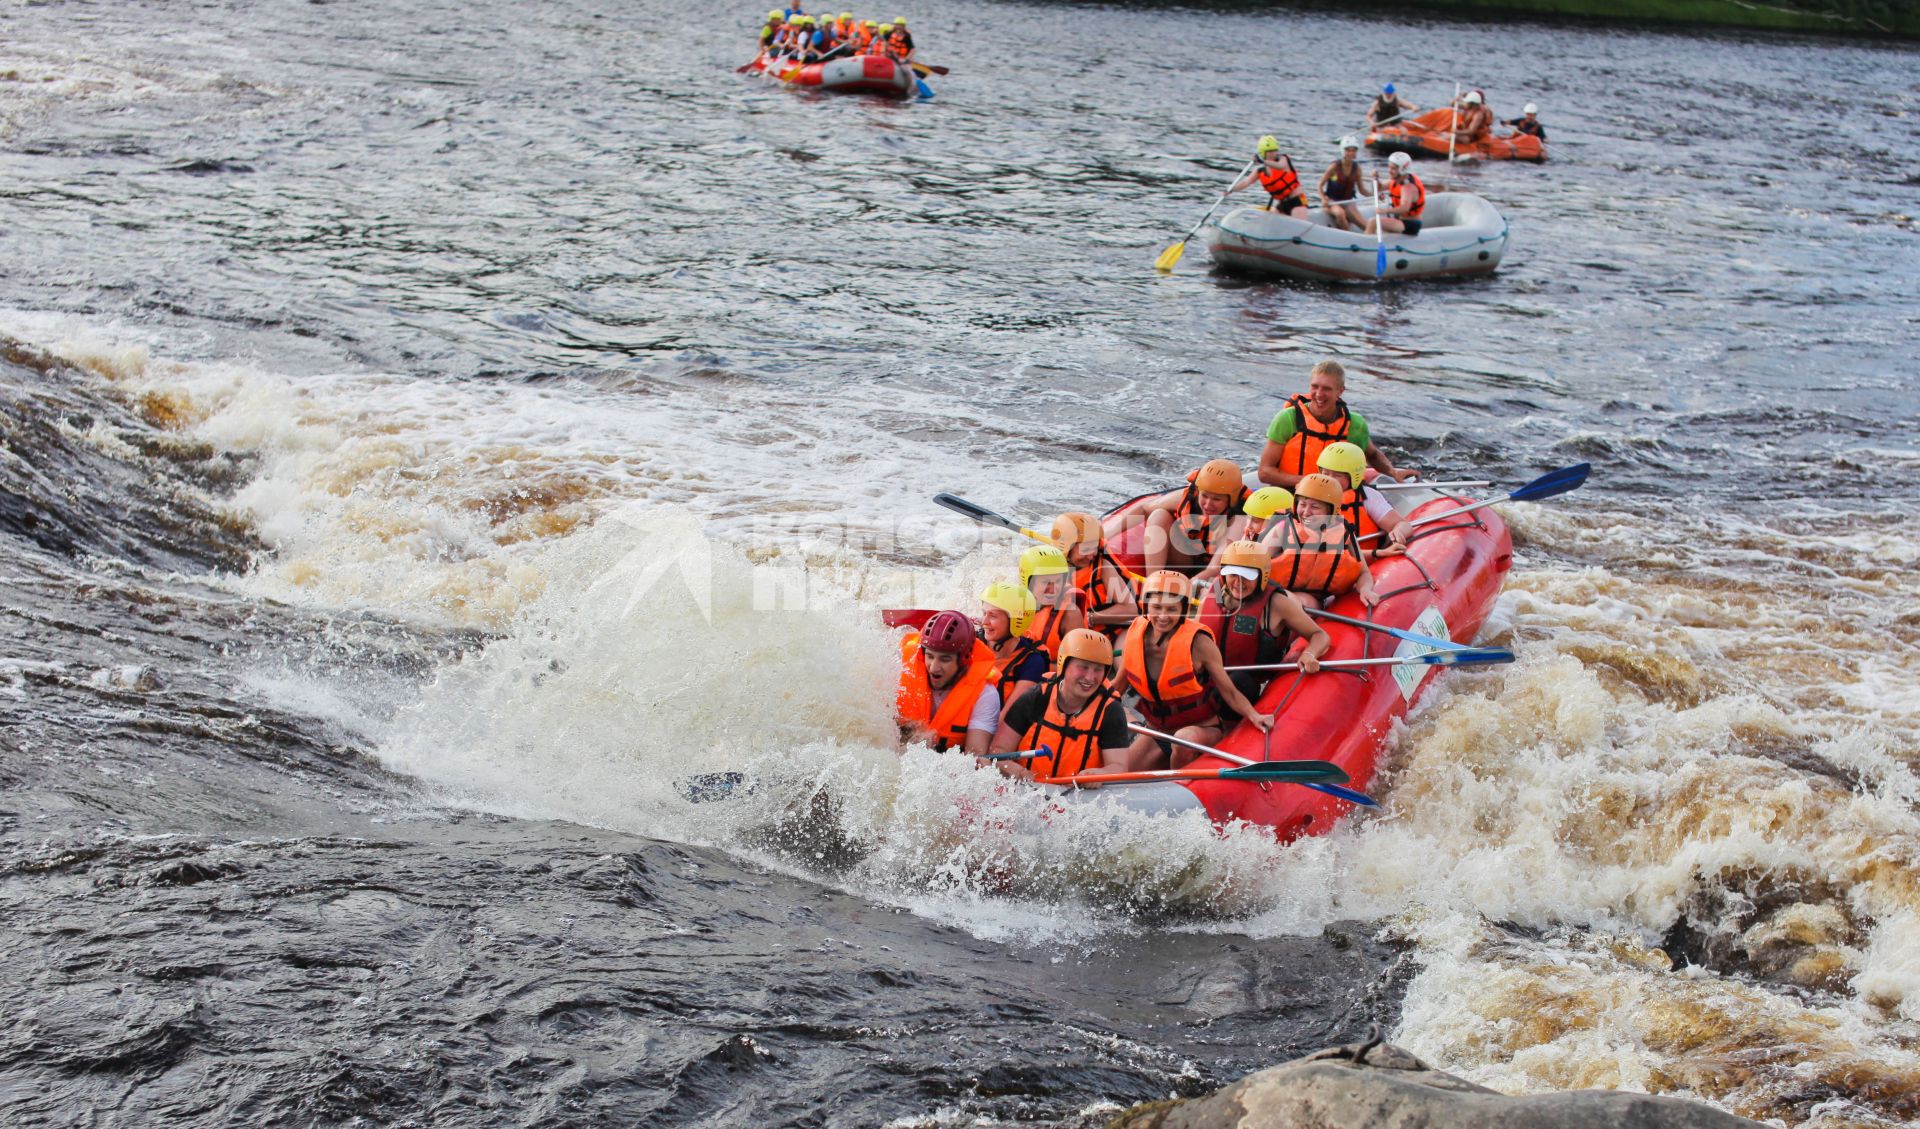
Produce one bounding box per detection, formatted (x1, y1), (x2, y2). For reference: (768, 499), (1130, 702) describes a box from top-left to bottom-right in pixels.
(1383, 82), (1395, 95)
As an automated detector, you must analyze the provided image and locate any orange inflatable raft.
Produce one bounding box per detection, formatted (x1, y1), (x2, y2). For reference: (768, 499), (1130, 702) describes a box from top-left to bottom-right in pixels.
(1367, 107), (1545, 162)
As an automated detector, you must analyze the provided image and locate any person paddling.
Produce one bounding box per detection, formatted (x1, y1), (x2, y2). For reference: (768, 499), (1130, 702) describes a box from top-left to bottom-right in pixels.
(1229, 136), (1308, 219)
(1196, 540), (1330, 704)
(1051, 511), (1140, 637)
(979, 580), (1048, 727)
(1118, 571), (1274, 771)
(1258, 359), (1417, 490)
(1262, 474), (1380, 610)
(760, 10), (786, 53)
(1018, 544), (1087, 660)
(896, 611), (1000, 756)
(1319, 137), (1373, 232)
(1366, 82), (1417, 130)
(1316, 440), (1410, 555)
(1505, 103), (1547, 141)
(1452, 90), (1493, 146)
(889, 15), (915, 57)
(990, 628), (1135, 784)
(1363, 152), (1426, 236)
(1120, 458), (1251, 575)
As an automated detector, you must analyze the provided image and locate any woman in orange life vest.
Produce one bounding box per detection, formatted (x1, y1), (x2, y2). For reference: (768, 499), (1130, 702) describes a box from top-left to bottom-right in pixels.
(979, 579), (1049, 727)
(1050, 511), (1139, 638)
(1196, 539), (1331, 713)
(1365, 151), (1427, 236)
(989, 629), (1136, 784)
(853, 19), (878, 53)
(1194, 485), (1292, 579)
(1117, 458), (1251, 575)
(1018, 544), (1086, 660)
(1228, 135), (1309, 219)
(1257, 359), (1418, 490)
(1117, 571), (1274, 772)
(896, 611), (1001, 756)
(1315, 440), (1410, 555)
(1261, 473), (1380, 611)
(1451, 89), (1494, 146)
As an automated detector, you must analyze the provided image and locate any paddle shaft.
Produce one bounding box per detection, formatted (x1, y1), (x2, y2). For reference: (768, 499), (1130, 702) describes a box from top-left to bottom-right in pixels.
(932, 493), (1051, 543)
(1356, 463), (1587, 544)
(1177, 159), (1257, 245)
(1220, 654), (1480, 673)
(1371, 479), (1492, 491)
(1128, 723), (1375, 806)
(1449, 82), (1460, 163)
(1304, 606), (1470, 651)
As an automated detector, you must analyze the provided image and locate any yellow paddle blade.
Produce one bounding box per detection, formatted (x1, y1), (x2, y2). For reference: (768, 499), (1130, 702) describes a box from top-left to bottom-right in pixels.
(1154, 240), (1187, 273)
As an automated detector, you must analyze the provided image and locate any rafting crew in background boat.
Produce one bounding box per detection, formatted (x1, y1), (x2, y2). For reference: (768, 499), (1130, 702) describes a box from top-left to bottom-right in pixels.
(1319, 137), (1373, 232)
(1229, 136), (1309, 219)
(1505, 103), (1547, 141)
(1051, 511), (1140, 637)
(1363, 152), (1427, 236)
(1018, 544), (1086, 659)
(897, 610), (1000, 755)
(1366, 82), (1417, 129)
(1198, 540), (1331, 704)
(1119, 571), (1274, 770)
(1259, 359), (1419, 491)
(1120, 458), (1251, 574)
(990, 628), (1135, 782)
(980, 580), (1048, 726)
(1263, 474), (1380, 610)
(1316, 440), (1410, 554)
(1452, 90), (1494, 146)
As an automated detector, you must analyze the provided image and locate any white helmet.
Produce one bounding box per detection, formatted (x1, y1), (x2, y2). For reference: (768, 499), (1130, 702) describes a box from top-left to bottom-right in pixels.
(1388, 151), (1412, 169)
(1523, 102), (1538, 115)
(1339, 135), (1359, 151)
(1463, 91), (1483, 105)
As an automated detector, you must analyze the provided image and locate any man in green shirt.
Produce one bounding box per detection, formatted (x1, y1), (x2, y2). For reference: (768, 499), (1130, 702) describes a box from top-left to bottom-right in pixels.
(1257, 359), (1418, 489)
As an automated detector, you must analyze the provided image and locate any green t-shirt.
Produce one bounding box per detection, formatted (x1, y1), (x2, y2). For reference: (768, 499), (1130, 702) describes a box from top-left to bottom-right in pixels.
(1267, 402), (1370, 451)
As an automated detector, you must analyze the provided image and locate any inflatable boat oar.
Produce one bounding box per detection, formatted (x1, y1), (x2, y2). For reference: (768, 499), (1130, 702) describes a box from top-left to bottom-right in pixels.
(1222, 647), (1513, 673)
(1349, 107), (1422, 137)
(911, 62), (950, 76)
(1371, 479), (1492, 491)
(932, 493), (1050, 543)
(1154, 158), (1257, 273)
(1304, 607), (1473, 652)
(1356, 462), (1590, 545)
(737, 57), (764, 73)
(1448, 82), (1461, 164)
(1373, 183), (1386, 277)
(1036, 761), (1348, 788)
(1130, 724), (1375, 806)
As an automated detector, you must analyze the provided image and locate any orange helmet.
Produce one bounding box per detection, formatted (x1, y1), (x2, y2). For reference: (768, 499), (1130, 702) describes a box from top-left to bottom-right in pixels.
(1050, 511), (1102, 552)
(1294, 473), (1346, 508)
(1056, 628), (1114, 672)
(1219, 540), (1271, 574)
(1140, 569), (1192, 605)
(1194, 459), (1243, 497)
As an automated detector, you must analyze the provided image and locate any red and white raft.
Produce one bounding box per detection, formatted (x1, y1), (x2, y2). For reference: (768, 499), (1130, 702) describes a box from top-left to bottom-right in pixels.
(748, 53), (916, 98)
(890, 483), (1512, 842)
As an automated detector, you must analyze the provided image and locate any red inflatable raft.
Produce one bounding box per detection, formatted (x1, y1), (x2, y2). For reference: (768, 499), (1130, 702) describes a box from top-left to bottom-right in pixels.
(891, 485), (1512, 842)
(749, 53), (916, 98)
(1367, 107), (1545, 162)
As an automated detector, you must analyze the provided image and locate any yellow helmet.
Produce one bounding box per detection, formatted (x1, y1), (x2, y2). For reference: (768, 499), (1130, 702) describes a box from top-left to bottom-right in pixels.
(981, 579), (1038, 637)
(1244, 486), (1293, 521)
(768, 9), (784, 20)
(863, 18), (877, 25)
(1057, 628), (1114, 672)
(893, 14), (907, 23)
(1194, 459), (1243, 497)
(1294, 473), (1346, 508)
(840, 10), (853, 18)
(1050, 511), (1102, 552)
(1219, 540), (1271, 576)
(1019, 544), (1072, 587)
(1140, 569), (1192, 605)
(1317, 441), (1367, 487)
(1257, 135), (1280, 155)
(877, 21), (893, 31)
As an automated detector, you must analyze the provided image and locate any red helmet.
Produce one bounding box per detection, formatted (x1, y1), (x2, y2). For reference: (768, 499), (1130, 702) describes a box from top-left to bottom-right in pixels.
(919, 611), (976, 657)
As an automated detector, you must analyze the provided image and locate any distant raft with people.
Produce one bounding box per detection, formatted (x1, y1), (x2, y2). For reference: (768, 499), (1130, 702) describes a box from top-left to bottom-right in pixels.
(1205, 193), (1510, 283)
(1367, 107), (1545, 162)
(747, 52), (917, 97)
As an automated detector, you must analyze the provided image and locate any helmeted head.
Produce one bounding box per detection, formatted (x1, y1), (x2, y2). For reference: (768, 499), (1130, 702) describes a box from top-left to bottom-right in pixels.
(979, 579), (1037, 641)
(1193, 459), (1243, 515)
(1316, 441), (1367, 488)
(1056, 628), (1114, 695)
(1388, 150), (1412, 175)
(1218, 540), (1271, 601)
(840, 11), (853, 20)
(1244, 486), (1294, 524)
(1463, 91), (1483, 106)
(1256, 135), (1280, 158)
(877, 22), (893, 32)
(893, 15), (907, 24)
(1523, 102), (1538, 117)
(1050, 511), (1103, 567)
(1019, 544), (1072, 606)
(863, 19), (877, 28)
(1140, 569), (1192, 630)
(1383, 82), (1396, 95)
(1339, 135), (1359, 155)
(769, 9), (785, 22)
(1293, 473), (1345, 523)
(919, 610), (977, 690)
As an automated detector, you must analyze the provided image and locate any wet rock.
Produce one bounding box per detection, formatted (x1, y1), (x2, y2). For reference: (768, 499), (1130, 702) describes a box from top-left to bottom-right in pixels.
(1107, 1031), (1762, 1128)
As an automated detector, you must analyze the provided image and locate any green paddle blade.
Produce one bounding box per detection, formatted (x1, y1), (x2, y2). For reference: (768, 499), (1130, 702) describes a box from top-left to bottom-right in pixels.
(1219, 760), (1350, 785)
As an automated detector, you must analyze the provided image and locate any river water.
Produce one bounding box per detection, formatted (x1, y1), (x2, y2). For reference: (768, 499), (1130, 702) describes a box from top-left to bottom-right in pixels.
(2, 0), (1917, 1125)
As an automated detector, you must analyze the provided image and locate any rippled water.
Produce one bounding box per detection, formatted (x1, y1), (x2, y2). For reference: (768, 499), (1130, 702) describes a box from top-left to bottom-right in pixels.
(2, 0), (1917, 1125)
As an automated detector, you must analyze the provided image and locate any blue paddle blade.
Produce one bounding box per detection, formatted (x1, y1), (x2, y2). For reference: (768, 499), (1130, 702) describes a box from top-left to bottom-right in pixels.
(1302, 781), (1377, 807)
(915, 77), (933, 98)
(1415, 647), (1515, 666)
(1508, 462), (1590, 503)
(1376, 243), (1386, 278)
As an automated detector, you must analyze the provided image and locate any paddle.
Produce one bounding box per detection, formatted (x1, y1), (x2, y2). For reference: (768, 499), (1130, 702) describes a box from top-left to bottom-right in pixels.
(1130, 724), (1376, 807)
(911, 62), (950, 76)
(1304, 606), (1471, 652)
(1352, 107), (1420, 137)
(932, 493), (1051, 543)
(1036, 761), (1349, 788)
(737, 57), (765, 73)
(1371, 478), (1492, 491)
(676, 771), (748, 803)
(1448, 82), (1460, 165)
(1357, 462), (1590, 544)
(1373, 182), (1386, 278)
(1154, 158), (1257, 273)
(1223, 647), (1513, 674)
(914, 72), (934, 99)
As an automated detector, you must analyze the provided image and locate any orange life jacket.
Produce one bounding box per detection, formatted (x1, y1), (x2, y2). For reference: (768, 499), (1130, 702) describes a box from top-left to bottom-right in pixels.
(1173, 468), (1251, 561)
(1269, 520), (1366, 600)
(1074, 546), (1138, 633)
(1340, 484), (1381, 542)
(896, 633), (998, 751)
(1391, 173), (1426, 219)
(1256, 159), (1301, 205)
(1120, 617), (1221, 730)
(1276, 393), (1353, 478)
(1015, 674), (1121, 779)
(1196, 586), (1289, 670)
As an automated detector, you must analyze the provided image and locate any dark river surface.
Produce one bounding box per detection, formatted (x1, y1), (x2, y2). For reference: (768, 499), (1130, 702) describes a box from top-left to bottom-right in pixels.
(2, 1), (1918, 1125)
